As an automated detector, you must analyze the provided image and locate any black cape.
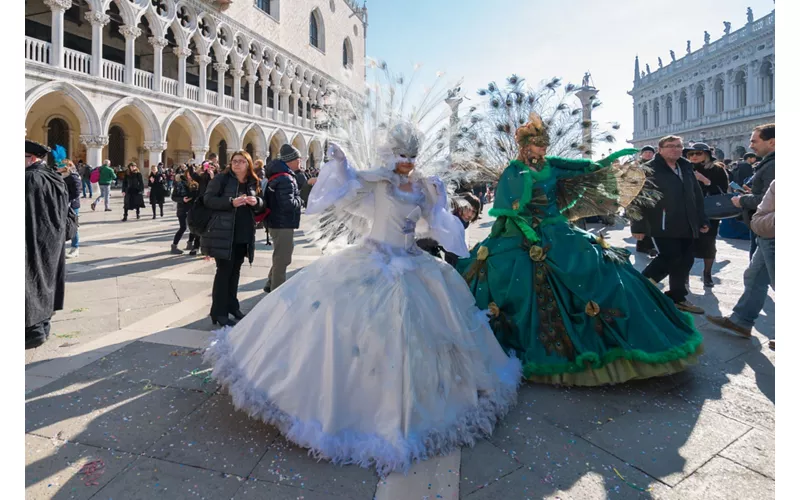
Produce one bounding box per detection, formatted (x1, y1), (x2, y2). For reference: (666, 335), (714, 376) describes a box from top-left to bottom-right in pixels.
(26, 161), (68, 327)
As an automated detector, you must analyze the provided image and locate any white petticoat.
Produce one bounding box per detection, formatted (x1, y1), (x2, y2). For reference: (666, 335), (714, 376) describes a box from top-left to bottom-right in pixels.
(204, 240), (521, 475)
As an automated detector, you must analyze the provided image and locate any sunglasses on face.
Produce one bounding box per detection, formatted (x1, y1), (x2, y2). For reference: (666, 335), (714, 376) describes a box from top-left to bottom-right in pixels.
(687, 151), (705, 157)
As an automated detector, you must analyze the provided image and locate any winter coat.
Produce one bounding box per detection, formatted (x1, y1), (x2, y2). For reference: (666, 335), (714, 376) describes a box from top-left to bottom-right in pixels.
(81, 164), (92, 180)
(750, 180), (775, 239)
(731, 160), (754, 187)
(631, 154), (709, 239)
(122, 171), (146, 210)
(693, 160), (730, 198)
(264, 160), (302, 229)
(64, 171), (82, 210)
(148, 171), (168, 205)
(201, 171), (265, 263)
(739, 151), (775, 227)
(97, 165), (117, 185)
(26, 161), (68, 328)
(172, 179), (197, 217)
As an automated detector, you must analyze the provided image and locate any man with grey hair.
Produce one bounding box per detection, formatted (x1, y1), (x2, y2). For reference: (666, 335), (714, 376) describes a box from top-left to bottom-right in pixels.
(90, 159), (117, 211)
(263, 144), (303, 292)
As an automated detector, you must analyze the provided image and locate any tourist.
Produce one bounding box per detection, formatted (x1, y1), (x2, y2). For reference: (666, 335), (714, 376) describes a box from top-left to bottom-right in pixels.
(148, 163), (168, 219)
(731, 152), (758, 187)
(201, 151), (264, 327)
(262, 145), (303, 293)
(632, 135), (709, 314)
(59, 160), (82, 259)
(634, 145), (659, 258)
(685, 143), (729, 288)
(25, 140), (69, 349)
(90, 159), (116, 211)
(732, 124), (775, 259)
(79, 159), (93, 199)
(170, 171), (200, 255)
(121, 163), (145, 221)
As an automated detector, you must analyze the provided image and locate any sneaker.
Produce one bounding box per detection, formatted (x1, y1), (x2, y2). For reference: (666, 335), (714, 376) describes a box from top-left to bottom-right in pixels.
(66, 247), (79, 259)
(90, 202), (96, 211)
(703, 272), (715, 288)
(676, 300), (705, 315)
(706, 315), (752, 338)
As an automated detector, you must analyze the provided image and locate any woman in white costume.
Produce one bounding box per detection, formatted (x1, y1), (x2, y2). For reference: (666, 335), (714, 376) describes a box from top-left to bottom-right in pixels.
(205, 120), (521, 475)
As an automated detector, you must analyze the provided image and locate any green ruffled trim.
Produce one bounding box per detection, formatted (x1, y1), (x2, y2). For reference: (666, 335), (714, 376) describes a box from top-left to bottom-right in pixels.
(521, 313), (703, 378)
(488, 214), (540, 243)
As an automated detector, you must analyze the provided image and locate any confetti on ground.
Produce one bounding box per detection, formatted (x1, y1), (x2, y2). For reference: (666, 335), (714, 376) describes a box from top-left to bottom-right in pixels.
(55, 332), (80, 339)
(141, 379), (155, 391)
(190, 368), (213, 385)
(613, 466), (653, 492)
(78, 459), (105, 486)
(170, 349), (203, 357)
(70, 308), (88, 313)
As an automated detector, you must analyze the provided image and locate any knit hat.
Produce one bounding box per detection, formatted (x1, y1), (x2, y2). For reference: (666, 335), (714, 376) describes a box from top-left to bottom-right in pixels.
(26, 140), (51, 158)
(640, 145), (655, 153)
(279, 144), (302, 162)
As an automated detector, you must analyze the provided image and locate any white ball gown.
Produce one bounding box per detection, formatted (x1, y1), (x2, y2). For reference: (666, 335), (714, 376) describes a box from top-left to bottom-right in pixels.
(204, 150), (521, 475)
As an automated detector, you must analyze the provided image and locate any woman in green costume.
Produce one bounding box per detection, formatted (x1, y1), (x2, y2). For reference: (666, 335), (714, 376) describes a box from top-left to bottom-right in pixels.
(456, 114), (703, 386)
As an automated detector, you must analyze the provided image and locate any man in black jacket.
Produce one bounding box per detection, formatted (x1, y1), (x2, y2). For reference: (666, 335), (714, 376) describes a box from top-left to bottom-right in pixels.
(731, 152), (757, 187)
(733, 123), (775, 259)
(631, 135), (709, 314)
(25, 140), (69, 349)
(635, 145), (659, 258)
(263, 144), (303, 292)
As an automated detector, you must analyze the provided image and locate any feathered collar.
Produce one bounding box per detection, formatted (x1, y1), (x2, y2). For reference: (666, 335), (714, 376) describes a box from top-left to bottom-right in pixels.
(358, 166), (424, 187)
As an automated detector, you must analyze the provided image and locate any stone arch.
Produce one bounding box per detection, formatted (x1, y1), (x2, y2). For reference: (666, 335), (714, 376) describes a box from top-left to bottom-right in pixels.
(268, 128), (289, 160)
(101, 96), (162, 143)
(206, 116), (239, 148)
(308, 137), (324, 169)
(162, 107), (205, 147)
(290, 132), (308, 157)
(240, 123), (268, 156)
(25, 81), (102, 137)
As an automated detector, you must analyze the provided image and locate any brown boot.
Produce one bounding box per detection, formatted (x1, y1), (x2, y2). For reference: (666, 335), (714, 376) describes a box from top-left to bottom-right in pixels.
(706, 315), (752, 338)
(675, 300), (704, 315)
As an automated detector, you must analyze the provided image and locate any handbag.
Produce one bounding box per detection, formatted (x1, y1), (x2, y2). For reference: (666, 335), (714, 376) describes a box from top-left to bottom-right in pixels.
(703, 192), (740, 220)
(65, 206), (79, 241)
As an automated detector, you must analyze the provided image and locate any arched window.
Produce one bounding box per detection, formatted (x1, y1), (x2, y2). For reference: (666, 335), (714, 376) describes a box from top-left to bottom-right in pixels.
(108, 125), (125, 168)
(641, 107), (648, 131)
(309, 10), (325, 51)
(679, 91), (688, 121)
(665, 95), (673, 125)
(760, 60), (773, 103)
(297, 97), (303, 118)
(46, 118), (70, 166)
(218, 139), (228, 167)
(245, 142), (254, 159)
(695, 85), (705, 118)
(342, 38), (353, 68)
(734, 70), (747, 108)
(267, 87), (275, 108)
(714, 78), (725, 113)
(653, 100), (660, 127)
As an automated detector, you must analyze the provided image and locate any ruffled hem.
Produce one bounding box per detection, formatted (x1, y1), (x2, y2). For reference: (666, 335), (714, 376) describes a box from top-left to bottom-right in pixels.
(204, 327), (522, 477)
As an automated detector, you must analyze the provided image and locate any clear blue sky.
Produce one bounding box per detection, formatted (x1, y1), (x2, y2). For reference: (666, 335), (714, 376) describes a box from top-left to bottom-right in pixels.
(363, 0), (775, 151)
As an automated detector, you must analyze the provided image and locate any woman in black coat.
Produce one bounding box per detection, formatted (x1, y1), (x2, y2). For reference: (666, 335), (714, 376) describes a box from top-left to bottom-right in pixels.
(148, 163), (168, 219)
(121, 163), (146, 221)
(202, 151), (265, 327)
(689, 154), (730, 288)
(170, 173), (200, 254)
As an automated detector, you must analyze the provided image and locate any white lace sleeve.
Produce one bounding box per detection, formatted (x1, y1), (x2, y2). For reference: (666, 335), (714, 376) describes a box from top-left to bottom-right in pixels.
(304, 144), (376, 253)
(417, 176), (470, 258)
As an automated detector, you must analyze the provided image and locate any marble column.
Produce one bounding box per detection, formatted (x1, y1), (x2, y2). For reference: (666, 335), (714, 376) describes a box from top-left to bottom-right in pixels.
(260, 78), (270, 118)
(214, 63), (229, 108)
(196, 55), (212, 104)
(80, 135), (108, 168)
(84, 10), (109, 77)
(247, 75), (258, 114)
(292, 93), (301, 126)
(149, 36), (169, 92)
(747, 61), (759, 105)
(44, 0), (71, 68)
(192, 147), (209, 163)
(120, 25), (142, 86)
(144, 141), (167, 169)
(271, 86), (280, 121)
(231, 69), (245, 111)
(174, 47), (192, 98)
(280, 89), (291, 123)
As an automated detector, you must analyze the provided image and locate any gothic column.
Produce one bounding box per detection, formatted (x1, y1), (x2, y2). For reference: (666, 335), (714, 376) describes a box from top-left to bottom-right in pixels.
(724, 71), (735, 111)
(247, 75), (258, 114)
(120, 25), (142, 86)
(192, 146), (209, 163)
(44, 0), (71, 68)
(214, 62), (229, 107)
(144, 141), (167, 169)
(80, 135), (108, 168)
(300, 97), (309, 128)
(174, 47), (192, 98)
(280, 89), (291, 123)
(271, 86), (280, 121)
(260, 78), (270, 118)
(231, 69), (245, 110)
(292, 93), (301, 126)
(149, 36), (168, 92)
(196, 55), (212, 103)
(84, 11), (109, 77)
(704, 79), (714, 116)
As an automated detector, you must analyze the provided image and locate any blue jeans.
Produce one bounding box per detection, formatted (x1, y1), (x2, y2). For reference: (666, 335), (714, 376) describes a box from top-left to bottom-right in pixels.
(82, 179), (92, 197)
(731, 237), (775, 328)
(749, 230), (758, 260)
(71, 207), (79, 248)
(93, 184), (111, 209)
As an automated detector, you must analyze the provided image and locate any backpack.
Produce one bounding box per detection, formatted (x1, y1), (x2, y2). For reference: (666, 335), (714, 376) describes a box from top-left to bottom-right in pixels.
(90, 168), (100, 184)
(188, 174), (229, 235)
(254, 172), (293, 224)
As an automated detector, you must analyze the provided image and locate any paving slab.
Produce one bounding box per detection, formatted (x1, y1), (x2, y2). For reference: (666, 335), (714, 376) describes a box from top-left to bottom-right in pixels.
(583, 394), (751, 487)
(148, 394), (279, 477)
(25, 434), (137, 500)
(250, 435), (380, 498)
(719, 427), (775, 479)
(26, 376), (213, 454)
(97, 456), (245, 499)
(232, 479), (342, 499)
(660, 457), (775, 500)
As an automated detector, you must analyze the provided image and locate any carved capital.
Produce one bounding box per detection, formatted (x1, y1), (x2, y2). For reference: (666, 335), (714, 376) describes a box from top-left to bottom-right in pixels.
(80, 135), (109, 148)
(143, 141), (168, 152)
(84, 11), (110, 26)
(148, 36), (169, 49)
(44, 0), (72, 12)
(196, 54), (213, 65)
(213, 63), (230, 73)
(279, 89), (292, 97)
(230, 69), (246, 79)
(246, 75), (259, 84)
(173, 47), (192, 58)
(119, 25), (142, 40)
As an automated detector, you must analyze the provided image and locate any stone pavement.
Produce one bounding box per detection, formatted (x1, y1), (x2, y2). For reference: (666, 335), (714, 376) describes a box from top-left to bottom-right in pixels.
(25, 193), (775, 499)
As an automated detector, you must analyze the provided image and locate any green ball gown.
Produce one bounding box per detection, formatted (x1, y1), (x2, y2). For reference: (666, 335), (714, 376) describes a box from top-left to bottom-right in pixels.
(456, 151), (704, 386)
